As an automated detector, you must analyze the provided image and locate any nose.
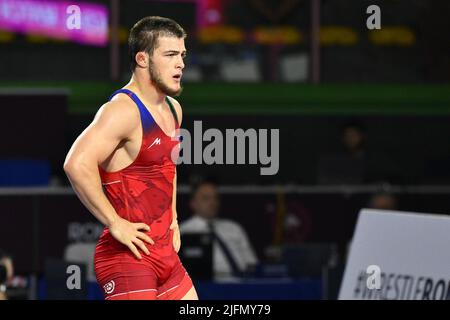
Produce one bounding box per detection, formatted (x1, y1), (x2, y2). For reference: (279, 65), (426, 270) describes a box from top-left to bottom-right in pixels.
(177, 55), (185, 70)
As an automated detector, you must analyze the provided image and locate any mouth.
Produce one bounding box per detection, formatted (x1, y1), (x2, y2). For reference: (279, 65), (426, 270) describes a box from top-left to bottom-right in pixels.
(173, 74), (182, 82)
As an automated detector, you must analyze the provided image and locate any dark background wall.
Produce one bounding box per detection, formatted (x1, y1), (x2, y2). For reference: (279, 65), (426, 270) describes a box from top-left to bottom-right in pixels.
(0, 0), (449, 83)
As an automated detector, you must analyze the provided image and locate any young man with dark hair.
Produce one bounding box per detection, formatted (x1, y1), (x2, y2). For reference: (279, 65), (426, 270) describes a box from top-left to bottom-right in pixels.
(64, 16), (197, 300)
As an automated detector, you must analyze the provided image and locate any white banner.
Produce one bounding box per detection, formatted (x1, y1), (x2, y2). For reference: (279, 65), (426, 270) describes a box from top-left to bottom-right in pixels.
(339, 209), (450, 300)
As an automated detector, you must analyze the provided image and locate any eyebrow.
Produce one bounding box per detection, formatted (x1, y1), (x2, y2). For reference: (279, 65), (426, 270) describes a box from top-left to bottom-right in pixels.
(163, 50), (187, 55)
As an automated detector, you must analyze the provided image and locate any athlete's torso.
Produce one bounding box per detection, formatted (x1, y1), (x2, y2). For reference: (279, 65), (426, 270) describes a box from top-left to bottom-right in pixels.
(98, 88), (181, 251)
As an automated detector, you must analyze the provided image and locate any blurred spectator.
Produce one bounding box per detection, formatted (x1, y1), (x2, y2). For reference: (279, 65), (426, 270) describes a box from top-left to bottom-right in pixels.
(180, 181), (259, 280)
(368, 192), (399, 211)
(317, 121), (401, 184)
(317, 121), (368, 184)
(0, 250), (14, 300)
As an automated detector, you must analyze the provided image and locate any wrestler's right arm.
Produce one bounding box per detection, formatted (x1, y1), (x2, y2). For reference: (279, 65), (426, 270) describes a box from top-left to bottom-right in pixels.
(63, 99), (153, 260)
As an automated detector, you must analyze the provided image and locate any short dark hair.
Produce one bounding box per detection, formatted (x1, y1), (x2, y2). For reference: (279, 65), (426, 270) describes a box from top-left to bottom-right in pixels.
(128, 16), (187, 71)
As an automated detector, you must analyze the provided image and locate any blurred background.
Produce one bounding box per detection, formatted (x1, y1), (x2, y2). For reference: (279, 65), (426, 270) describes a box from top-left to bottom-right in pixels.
(0, 0), (449, 300)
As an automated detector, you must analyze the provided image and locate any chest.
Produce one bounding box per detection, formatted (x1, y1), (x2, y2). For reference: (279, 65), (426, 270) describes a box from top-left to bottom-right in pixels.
(137, 124), (181, 165)
(148, 105), (177, 137)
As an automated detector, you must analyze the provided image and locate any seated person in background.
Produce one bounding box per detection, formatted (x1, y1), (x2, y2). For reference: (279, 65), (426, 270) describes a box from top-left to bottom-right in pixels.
(317, 121), (368, 184)
(180, 181), (258, 280)
(0, 250), (14, 300)
(317, 121), (401, 185)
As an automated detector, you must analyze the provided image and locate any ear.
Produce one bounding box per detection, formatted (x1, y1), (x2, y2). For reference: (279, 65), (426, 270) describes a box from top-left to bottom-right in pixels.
(135, 51), (148, 69)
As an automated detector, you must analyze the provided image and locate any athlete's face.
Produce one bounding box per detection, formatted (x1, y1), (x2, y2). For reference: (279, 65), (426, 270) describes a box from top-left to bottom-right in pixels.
(191, 184), (220, 220)
(148, 36), (186, 96)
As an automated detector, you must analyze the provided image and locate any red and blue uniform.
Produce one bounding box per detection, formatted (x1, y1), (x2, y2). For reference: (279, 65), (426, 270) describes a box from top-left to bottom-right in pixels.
(94, 89), (193, 300)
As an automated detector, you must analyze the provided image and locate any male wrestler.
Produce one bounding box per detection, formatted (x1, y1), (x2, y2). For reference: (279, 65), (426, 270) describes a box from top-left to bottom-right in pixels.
(64, 16), (197, 300)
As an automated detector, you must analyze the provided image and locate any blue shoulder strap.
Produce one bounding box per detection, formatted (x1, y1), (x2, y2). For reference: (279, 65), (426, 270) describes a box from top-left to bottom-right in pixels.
(109, 89), (155, 132)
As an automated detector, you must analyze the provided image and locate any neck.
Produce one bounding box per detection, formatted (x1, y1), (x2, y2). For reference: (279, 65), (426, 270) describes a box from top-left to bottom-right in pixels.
(125, 70), (166, 108)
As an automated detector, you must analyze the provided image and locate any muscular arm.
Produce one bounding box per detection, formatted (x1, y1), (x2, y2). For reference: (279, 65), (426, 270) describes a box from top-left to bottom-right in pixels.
(64, 100), (133, 226)
(64, 98), (153, 259)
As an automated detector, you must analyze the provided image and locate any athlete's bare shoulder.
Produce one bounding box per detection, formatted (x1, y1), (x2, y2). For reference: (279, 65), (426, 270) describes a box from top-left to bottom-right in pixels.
(167, 96), (183, 126)
(93, 92), (140, 139)
(99, 92), (139, 121)
(66, 92), (141, 166)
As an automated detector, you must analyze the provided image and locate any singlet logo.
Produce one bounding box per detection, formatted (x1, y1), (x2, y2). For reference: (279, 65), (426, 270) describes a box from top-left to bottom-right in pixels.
(148, 137), (161, 149)
(103, 280), (115, 294)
